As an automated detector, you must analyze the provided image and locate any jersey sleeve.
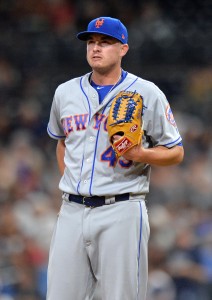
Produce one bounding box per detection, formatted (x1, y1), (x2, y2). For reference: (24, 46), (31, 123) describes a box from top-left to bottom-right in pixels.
(144, 87), (182, 148)
(47, 91), (66, 140)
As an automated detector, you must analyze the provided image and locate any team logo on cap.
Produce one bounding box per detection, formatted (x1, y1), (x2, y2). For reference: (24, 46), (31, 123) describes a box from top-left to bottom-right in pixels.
(122, 34), (125, 40)
(95, 18), (104, 28)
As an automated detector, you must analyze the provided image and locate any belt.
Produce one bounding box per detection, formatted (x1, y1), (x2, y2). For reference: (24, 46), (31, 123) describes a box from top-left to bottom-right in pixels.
(65, 193), (130, 208)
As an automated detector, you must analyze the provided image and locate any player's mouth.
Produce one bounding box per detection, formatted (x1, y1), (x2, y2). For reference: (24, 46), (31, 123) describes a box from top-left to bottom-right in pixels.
(92, 55), (102, 61)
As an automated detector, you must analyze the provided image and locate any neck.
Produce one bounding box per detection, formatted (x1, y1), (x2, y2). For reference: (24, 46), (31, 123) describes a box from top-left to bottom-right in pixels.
(91, 68), (122, 85)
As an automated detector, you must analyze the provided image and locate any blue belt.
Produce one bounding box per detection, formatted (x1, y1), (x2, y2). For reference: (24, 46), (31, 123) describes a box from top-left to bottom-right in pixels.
(66, 193), (130, 207)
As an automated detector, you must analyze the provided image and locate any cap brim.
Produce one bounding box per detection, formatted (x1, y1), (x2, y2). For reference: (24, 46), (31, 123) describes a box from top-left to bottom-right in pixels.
(77, 31), (124, 43)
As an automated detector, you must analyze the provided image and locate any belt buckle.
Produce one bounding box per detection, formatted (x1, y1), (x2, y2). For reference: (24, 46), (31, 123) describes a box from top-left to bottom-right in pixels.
(83, 196), (94, 208)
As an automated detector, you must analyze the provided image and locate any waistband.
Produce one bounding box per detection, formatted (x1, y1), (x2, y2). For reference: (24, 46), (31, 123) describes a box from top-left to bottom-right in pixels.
(62, 192), (130, 208)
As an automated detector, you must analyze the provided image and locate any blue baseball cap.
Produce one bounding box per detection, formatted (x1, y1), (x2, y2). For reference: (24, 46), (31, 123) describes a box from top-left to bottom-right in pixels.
(77, 17), (128, 44)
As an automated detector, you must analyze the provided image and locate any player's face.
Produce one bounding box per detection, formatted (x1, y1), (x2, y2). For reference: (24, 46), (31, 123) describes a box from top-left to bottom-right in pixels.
(86, 34), (128, 73)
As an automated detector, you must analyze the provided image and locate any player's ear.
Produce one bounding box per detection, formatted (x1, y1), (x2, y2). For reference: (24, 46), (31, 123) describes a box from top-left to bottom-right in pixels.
(120, 43), (129, 57)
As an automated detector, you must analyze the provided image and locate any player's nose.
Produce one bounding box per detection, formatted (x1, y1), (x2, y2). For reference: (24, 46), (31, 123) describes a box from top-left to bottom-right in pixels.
(93, 42), (101, 51)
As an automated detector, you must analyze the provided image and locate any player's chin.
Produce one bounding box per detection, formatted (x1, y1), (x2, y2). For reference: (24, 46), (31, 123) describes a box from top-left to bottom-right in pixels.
(88, 60), (108, 72)
(88, 59), (102, 68)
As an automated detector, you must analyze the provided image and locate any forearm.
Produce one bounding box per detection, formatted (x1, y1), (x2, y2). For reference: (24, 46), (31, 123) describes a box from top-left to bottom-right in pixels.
(123, 145), (184, 167)
(56, 139), (66, 175)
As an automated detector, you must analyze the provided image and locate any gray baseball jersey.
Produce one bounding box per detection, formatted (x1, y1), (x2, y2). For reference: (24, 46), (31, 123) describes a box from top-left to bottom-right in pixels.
(47, 71), (182, 300)
(47, 71), (182, 197)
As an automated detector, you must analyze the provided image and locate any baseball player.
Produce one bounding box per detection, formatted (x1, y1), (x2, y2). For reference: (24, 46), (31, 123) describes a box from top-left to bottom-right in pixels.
(46, 16), (184, 300)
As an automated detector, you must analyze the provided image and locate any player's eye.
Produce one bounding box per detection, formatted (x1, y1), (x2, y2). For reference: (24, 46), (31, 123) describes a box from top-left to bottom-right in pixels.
(87, 40), (95, 45)
(100, 40), (110, 46)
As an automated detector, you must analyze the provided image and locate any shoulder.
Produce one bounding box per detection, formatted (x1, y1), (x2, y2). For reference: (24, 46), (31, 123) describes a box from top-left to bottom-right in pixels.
(55, 73), (91, 95)
(127, 73), (165, 98)
(127, 72), (164, 95)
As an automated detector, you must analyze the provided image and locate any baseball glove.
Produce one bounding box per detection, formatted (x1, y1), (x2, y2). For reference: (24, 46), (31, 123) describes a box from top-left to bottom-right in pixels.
(106, 90), (143, 158)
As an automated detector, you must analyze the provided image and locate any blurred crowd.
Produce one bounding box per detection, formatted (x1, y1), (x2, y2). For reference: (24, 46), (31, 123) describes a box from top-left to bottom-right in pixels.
(0, 0), (211, 299)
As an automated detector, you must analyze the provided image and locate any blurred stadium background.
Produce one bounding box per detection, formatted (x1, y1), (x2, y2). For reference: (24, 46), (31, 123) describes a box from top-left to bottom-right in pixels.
(0, 0), (211, 299)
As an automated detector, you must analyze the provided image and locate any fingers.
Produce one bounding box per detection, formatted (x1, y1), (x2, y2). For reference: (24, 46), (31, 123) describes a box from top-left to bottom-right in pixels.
(112, 134), (122, 143)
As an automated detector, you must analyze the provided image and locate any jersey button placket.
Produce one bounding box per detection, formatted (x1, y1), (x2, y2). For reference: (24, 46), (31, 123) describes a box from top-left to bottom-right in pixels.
(79, 126), (96, 195)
